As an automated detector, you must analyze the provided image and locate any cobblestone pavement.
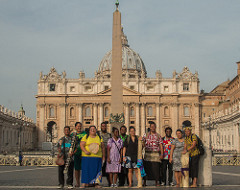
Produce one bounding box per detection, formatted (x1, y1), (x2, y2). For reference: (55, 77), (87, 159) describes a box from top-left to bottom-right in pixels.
(0, 166), (239, 189)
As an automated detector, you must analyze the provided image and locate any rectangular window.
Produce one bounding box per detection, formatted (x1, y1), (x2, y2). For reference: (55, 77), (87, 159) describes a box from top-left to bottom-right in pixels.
(164, 86), (169, 92)
(49, 107), (55, 117)
(130, 121), (135, 124)
(147, 86), (154, 91)
(184, 107), (190, 116)
(104, 86), (109, 91)
(85, 86), (92, 91)
(183, 83), (189, 91)
(129, 75), (135, 78)
(49, 84), (55, 91)
(70, 86), (75, 92)
(130, 85), (135, 90)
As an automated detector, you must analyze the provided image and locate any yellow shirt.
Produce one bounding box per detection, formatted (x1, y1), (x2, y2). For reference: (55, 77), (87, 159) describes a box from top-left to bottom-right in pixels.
(185, 134), (200, 157)
(81, 134), (103, 158)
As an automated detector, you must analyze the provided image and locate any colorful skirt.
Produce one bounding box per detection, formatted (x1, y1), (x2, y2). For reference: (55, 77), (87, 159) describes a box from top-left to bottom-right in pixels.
(122, 156), (137, 169)
(144, 151), (161, 180)
(81, 157), (102, 184)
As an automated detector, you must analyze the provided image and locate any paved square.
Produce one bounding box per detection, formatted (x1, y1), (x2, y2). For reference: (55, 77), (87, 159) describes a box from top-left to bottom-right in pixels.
(0, 166), (239, 189)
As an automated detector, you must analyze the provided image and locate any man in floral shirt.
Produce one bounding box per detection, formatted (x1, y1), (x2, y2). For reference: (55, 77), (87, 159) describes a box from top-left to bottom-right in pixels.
(142, 122), (163, 186)
(161, 127), (174, 186)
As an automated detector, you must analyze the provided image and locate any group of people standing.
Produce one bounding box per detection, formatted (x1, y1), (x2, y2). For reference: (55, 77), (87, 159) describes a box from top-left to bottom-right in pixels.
(57, 121), (201, 189)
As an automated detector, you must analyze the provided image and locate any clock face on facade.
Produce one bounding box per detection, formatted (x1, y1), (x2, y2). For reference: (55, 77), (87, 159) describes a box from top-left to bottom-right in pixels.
(183, 73), (189, 79)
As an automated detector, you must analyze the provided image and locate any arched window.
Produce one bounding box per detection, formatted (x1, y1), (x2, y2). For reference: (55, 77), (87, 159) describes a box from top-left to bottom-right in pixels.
(130, 107), (135, 117)
(164, 106), (169, 116)
(70, 107), (74, 118)
(49, 107), (55, 117)
(105, 107), (109, 117)
(129, 58), (132, 67)
(85, 106), (91, 117)
(184, 106), (190, 116)
(148, 106), (153, 116)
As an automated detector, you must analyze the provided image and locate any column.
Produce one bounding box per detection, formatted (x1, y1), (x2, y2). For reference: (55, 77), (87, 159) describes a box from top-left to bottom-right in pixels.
(156, 103), (160, 134)
(94, 103), (98, 127)
(236, 123), (240, 153)
(59, 103), (66, 139)
(141, 103), (146, 136)
(194, 103), (200, 136)
(125, 103), (130, 128)
(99, 103), (104, 126)
(38, 104), (45, 149)
(78, 103), (83, 123)
(171, 103), (179, 137)
(135, 103), (140, 136)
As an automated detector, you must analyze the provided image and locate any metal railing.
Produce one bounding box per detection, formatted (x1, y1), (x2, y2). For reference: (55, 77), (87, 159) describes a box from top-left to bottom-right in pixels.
(1, 155), (240, 166)
(0, 155), (57, 166)
(212, 156), (240, 166)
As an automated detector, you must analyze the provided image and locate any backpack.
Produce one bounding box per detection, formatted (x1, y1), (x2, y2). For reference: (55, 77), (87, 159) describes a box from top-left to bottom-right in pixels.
(191, 134), (205, 156)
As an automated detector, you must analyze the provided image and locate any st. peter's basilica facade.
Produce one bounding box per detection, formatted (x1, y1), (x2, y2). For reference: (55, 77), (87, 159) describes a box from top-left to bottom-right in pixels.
(36, 29), (200, 147)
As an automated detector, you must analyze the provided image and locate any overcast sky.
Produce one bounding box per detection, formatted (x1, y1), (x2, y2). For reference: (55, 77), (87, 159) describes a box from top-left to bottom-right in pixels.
(0, 0), (240, 120)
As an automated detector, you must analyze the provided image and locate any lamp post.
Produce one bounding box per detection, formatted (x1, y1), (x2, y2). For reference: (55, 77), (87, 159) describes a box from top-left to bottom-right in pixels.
(204, 116), (218, 152)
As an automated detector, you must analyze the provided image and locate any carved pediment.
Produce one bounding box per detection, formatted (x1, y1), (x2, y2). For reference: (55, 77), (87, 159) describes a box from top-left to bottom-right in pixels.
(177, 66), (198, 81)
(41, 67), (63, 81)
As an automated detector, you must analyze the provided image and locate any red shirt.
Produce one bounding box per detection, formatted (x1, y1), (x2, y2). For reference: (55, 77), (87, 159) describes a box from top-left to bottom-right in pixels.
(143, 133), (163, 152)
(162, 136), (174, 160)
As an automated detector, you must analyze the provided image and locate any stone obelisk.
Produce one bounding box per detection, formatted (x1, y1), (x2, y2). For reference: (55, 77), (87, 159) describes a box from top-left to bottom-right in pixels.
(109, 1), (124, 130)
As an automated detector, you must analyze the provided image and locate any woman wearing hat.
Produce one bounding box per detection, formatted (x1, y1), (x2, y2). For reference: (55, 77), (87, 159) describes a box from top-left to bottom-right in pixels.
(182, 126), (200, 188)
(80, 125), (105, 188)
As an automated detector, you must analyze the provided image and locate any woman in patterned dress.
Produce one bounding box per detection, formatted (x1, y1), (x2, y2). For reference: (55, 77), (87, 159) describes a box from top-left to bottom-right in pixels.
(169, 129), (185, 187)
(106, 127), (123, 187)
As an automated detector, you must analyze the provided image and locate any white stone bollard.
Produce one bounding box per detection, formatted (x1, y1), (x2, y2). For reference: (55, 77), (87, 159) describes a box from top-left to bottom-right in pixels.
(198, 147), (212, 186)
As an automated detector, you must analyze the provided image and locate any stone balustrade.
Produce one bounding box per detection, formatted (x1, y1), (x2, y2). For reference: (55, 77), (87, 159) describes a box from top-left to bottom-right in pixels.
(0, 105), (34, 123)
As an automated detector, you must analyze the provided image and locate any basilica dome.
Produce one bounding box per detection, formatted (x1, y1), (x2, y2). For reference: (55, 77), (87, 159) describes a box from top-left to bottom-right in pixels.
(97, 30), (147, 76)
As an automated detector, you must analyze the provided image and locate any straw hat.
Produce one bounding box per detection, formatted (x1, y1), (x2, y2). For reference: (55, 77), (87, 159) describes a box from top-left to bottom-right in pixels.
(88, 143), (99, 154)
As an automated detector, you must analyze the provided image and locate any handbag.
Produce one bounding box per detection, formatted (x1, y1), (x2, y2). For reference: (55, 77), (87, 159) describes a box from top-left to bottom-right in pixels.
(55, 137), (65, 166)
(56, 155), (65, 166)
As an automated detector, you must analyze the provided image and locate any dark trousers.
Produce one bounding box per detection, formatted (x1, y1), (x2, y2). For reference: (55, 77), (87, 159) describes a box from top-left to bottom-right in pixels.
(58, 161), (74, 186)
(161, 159), (173, 185)
(102, 161), (110, 186)
(189, 155), (199, 178)
(118, 167), (128, 186)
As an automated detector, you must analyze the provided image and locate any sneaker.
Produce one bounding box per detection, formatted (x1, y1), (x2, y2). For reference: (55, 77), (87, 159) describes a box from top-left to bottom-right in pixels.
(114, 184), (118, 188)
(169, 182), (175, 186)
(67, 185), (73, 189)
(110, 184), (114, 187)
(160, 182), (165, 186)
(58, 185), (64, 189)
